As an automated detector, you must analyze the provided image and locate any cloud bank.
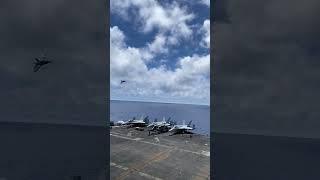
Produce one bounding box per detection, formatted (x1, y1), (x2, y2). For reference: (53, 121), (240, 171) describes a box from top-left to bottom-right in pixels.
(111, 0), (210, 105)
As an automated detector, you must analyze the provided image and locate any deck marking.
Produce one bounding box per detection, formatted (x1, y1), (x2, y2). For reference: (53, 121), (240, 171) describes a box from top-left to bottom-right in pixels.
(138, 172), (163, 180)
(133, 137), (143, 141)
(110, 133), (210, 157)
(110, 162), (128, 171)
(111, 162), (163, 180)
(118, 149), (172, 180)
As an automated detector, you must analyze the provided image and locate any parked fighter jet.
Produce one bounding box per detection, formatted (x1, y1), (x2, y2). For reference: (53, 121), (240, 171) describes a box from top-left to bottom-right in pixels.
(147, 117), (172, 129)
(117, 115), (149, 127)
(147, 117), (175, 135)
(169, 120), (195, 135)
(116, 120), (127, 126)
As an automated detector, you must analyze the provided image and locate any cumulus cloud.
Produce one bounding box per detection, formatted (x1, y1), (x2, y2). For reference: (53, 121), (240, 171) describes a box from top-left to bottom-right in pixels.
(110, 26), (210, 104)
(147, 33), (168, 54)
(200, 19), (210, 48)
(111, 0), (195, 48)
(200, 0), (210, 7)
(111, 0), (194, 33)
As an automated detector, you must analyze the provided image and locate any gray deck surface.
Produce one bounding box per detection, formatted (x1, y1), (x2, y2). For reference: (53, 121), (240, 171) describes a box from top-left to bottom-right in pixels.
(110, 127), (210, 180)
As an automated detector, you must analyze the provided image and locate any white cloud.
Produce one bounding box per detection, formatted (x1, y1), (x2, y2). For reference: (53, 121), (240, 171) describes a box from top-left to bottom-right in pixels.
(110, 26), (126, 47)
(110, 26), (210, 104)
(110, 26), (148, 82)
(111, 0), (195, 47)
(179, 54), (210, 76)
(200, 19), (210, 48)
(147, 33), (168, 54)
(200, 0), (210, 7)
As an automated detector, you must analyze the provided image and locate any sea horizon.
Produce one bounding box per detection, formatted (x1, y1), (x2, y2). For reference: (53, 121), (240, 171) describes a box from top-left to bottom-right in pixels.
(110, 99), (210, 135)
(110, 99), (210, 106)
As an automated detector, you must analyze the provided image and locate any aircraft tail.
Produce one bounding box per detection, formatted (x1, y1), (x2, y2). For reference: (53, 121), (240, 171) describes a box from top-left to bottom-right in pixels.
(143, 116), (149, 123)
(187, 120), (192, 127)
(166, 117), (171, 123)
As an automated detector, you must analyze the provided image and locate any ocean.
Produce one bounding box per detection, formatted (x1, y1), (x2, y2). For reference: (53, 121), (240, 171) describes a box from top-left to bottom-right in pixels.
(110, 100), (210, 135)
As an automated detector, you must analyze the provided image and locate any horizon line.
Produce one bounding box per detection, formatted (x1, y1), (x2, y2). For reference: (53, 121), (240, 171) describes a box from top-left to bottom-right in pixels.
(110, 98), (210, 106)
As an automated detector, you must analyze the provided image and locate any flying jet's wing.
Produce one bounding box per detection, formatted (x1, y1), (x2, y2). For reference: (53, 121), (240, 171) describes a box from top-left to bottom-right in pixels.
(33, 64), (41, 72)
(34, 58), (40, 63)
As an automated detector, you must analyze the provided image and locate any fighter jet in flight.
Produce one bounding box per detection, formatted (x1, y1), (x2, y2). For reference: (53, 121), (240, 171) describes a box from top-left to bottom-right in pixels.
(120, 80), (126, 84)
(33, 55), (52, 72)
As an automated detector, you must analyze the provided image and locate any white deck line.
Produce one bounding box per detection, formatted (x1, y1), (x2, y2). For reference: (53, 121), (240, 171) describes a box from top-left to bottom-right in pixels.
(110, 162), (163, 180)
(110, 162), (128, 171)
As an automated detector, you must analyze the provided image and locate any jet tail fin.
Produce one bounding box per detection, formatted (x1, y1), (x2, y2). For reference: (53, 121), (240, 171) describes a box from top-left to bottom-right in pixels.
(187, 120), (192, 127)
(166, 117), (171, 122)
(143, 116), (149, 123)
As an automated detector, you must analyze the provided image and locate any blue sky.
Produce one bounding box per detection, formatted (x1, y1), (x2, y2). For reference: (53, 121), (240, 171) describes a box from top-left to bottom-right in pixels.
(110, 0), (210, 105)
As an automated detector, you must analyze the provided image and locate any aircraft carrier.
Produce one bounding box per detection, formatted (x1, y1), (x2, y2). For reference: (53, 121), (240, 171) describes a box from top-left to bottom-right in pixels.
(110, 126), (210, 180)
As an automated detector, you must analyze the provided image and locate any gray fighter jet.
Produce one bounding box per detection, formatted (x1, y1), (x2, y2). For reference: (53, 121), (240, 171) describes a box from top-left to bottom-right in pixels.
(33, 55), (52, 72)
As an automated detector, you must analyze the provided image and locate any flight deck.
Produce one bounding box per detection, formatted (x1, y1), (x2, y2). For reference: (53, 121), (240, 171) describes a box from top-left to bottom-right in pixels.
(110, 126), (210, 180)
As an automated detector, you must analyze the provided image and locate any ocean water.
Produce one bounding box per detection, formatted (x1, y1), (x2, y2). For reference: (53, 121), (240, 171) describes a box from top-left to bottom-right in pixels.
(110, 100), (210, 135)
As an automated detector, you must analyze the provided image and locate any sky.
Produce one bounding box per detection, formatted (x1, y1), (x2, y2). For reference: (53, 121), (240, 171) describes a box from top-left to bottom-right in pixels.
(213, 0), (320, 138)
(110, 0), (210, 105)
